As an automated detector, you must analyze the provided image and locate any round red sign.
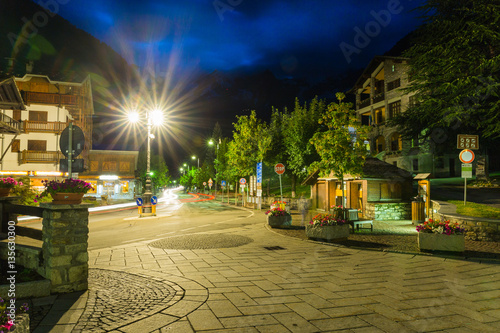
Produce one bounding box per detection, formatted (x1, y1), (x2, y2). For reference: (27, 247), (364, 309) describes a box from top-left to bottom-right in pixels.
(274, 163), (285, 175)
(459, 149), (475, 164)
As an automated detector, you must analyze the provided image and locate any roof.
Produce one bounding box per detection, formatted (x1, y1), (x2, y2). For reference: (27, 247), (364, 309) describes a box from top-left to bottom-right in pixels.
(302, 157), (412, 185)
(0, 76), (25, 110)
(348, 55), (410, 93)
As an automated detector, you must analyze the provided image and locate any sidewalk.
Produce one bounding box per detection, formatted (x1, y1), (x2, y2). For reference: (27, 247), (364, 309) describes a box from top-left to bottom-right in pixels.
(28, 210), (500, 332)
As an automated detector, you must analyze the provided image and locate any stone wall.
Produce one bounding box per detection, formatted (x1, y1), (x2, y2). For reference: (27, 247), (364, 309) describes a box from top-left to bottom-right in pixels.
(39, 203), (91, 293)
(365, 202), (411, 220)
(431, 200), (500, 241)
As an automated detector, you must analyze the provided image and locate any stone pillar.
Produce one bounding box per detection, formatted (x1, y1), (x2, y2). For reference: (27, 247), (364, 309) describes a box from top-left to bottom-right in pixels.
(39, 203), (92, 294)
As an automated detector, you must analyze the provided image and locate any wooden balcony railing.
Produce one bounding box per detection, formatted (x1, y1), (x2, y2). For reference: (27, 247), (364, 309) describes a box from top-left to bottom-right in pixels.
(373, 92), (385, 104)
(359, 98), (371, 109)
(0, 113), (21, 134)
(22, 91), (80, 106)
(23, 121), (68, 134)
(20, 150), (64, 164)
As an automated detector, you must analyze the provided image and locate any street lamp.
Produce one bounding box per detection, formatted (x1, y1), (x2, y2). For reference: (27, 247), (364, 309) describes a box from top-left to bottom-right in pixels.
(128, 107), (164, 216)
(192, 155), (199, 168)
(208, 139), (220, 197)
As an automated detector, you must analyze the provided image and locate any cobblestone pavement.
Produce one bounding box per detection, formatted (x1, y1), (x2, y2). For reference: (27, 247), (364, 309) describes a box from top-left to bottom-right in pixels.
(273, 217), (500, 260)
(30, 206), (500, 333)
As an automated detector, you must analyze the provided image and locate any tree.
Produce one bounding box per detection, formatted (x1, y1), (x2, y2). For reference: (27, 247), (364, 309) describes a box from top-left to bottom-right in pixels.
(282, 97), (325, 197)
(136, 149), (170, 193)
(310, 93), (370, 204)
(226, 110), (271, 178)
(389, 0), (500, 142)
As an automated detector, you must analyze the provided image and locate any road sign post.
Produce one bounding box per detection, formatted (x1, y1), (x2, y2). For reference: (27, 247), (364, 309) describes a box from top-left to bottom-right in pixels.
(459, 150), (474, 206)
(256, 162), (262, 210)
(239, 178), (246, 207)
(274, 163), (285, 202)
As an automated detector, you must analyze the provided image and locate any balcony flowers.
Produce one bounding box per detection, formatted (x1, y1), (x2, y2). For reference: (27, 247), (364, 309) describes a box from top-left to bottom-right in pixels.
(416, 219), (465, 235)
(416, 219), (466, 252)
(35, 178), (93, 204)
(0, 177), (23, 189)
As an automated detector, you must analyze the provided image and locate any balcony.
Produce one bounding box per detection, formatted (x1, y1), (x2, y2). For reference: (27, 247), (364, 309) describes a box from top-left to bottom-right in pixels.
(20, 150), (63, 164)
(23, 121), (68, 134)
(0, 113), (21, 134)
(22, 91), (80, 106)
(359, 98), (371, 109)
(373, 92), (385, 104)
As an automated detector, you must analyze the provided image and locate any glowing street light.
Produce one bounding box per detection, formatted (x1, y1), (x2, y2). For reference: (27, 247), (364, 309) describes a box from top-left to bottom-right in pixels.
(127, 106), (164, 216)
(192, 155), (199, 168)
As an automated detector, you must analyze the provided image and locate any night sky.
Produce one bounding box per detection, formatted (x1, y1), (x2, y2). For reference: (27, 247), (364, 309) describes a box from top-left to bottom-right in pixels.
(40, 0), (424, 82)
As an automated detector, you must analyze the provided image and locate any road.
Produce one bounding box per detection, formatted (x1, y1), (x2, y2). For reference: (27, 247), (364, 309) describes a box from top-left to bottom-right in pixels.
(18, 190), (257, 250)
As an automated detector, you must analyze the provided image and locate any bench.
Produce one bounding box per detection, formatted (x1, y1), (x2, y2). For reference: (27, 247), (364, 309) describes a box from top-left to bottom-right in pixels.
(346, 209), (373, 233)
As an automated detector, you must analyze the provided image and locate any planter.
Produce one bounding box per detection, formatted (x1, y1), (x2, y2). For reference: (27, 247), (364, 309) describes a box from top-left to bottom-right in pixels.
(306, 224), (350, 241)
(11, 313), (29, 333)
(271, 204), (290, 214)
(0, 188), (11, 197)
(51, 192), (85, 204)
(418, 233), (465, 252)
(267, 215), (292, 228)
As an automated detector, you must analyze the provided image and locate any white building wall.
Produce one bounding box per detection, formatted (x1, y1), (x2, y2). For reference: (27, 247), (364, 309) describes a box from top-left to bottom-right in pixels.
(0, 104), (70, 172)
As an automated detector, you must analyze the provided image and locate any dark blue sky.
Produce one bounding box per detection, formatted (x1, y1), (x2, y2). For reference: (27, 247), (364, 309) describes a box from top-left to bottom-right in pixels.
(41, 0), (425, 82)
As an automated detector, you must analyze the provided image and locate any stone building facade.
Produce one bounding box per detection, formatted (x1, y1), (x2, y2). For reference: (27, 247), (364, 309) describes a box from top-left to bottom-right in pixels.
(350, 56), (457, 177)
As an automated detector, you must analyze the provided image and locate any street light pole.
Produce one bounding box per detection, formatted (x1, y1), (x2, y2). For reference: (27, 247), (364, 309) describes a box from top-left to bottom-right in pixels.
(142, 111), (154, 216)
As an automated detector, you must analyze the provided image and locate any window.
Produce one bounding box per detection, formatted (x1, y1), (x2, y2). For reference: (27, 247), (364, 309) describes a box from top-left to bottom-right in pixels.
(389, 101), (401, 118)
(28, 140), (46, 151)
(11, 139), (20, 152)
(412, 159), (419, 171)
(391, 64), (395, 72)
(408, 95), (417, 107)
(12, 110), (21, 121)
(375, 108), (385, 124)
(390, 133), (402, 151)
(375, 136), (385, 153)
(29, 111), (48, 122)
(387, 79), (401, 91)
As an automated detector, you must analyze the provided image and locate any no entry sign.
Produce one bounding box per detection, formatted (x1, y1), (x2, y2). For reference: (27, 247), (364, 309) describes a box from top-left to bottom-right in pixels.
(459, 149), (475, 164)
(274, 163), (285, 175)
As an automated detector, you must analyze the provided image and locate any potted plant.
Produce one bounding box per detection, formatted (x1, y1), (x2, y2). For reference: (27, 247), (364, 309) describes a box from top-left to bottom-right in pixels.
(330, 205), (346, 219)
(416, 219), (466, 252)
(1, 297), (29, 332)
(271, 200), (290, 213)
(0, 177), (23, 197)
(35, 178), (93, 204)
(306, 213), (349, 241)
(266, 207), (292, 228)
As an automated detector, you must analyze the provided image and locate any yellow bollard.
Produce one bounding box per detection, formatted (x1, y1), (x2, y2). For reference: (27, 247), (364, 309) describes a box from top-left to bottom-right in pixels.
(138, 206), (142, 214)
(152, 205), (156, 215)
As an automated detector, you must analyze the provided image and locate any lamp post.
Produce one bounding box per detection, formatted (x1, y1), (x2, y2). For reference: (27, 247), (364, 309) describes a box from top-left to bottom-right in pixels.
(208, 139), (220, 198)
(128, 107), (163, 216)
(192, 155), (199, 168)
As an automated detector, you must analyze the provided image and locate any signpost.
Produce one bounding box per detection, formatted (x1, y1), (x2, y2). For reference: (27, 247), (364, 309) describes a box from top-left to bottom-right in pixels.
(151, 195), (157, 215)
(256, 162), (262, 209)
(459, 149), (475, 206)
(59, 123), (86, 174)
(239, 178), (246, 207)
(457, 134), (479, 150)
(136, 197), (143, 215)
(275, 163), (285, 202)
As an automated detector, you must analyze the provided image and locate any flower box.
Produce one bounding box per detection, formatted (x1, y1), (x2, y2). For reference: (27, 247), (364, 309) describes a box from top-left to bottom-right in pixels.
(418, 233), (465, 252)
(267, 215), (292, 228)
(306, 224), (350, 241)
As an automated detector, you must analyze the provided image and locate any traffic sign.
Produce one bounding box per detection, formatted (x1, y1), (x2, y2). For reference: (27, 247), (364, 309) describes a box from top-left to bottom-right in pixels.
(60, 124), (85, 158)
(151, 196), (158, 205)
(221, 180), (226, 187)
(208, 178), (213, 185)
(461, 163), (472, 178)
(239, 178), (246, 185)
(274, 163), (285, 175)
(457, 134), (479, 150)
(203, 182), (207, 186)
(459, 149), (475, 164)
(136, 198), (143, 206)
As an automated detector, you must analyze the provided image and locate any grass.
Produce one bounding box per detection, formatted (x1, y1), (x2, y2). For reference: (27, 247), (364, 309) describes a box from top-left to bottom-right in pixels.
(448, 200), (500, 219)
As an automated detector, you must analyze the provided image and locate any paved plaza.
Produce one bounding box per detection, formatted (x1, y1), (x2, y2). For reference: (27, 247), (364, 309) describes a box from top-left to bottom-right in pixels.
(29, 208), (500, 333)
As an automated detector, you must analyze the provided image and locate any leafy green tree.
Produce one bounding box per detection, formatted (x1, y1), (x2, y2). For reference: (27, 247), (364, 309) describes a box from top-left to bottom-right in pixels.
(282, 97), (325, 197)
(136, 149), (170, 193)
(389, 0), (500, 142)
(310, 93), (370, 203)
(226, 111), (271, 178)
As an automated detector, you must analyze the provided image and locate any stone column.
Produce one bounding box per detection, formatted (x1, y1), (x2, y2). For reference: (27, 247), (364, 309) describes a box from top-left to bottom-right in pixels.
(39, 203), (92, 294)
